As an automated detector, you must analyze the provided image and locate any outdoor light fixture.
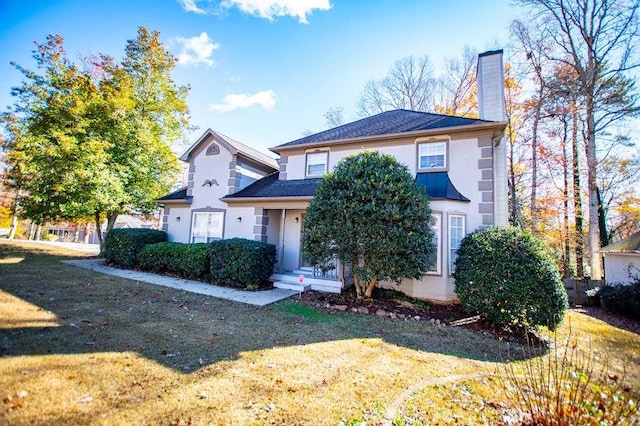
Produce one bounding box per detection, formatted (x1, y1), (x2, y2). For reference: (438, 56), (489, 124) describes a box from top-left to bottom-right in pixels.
(176, 216), (181, 222)
(237, 217), (242, 223)
(294, 217), (299, 223)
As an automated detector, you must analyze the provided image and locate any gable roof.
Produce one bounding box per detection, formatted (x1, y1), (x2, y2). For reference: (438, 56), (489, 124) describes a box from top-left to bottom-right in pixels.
(180, 128), (279, 170)
(600, 231), (640, 254)
(272, 109), (500, 153)
(157, 186), (192, 203)
(222, 172), (321, 199)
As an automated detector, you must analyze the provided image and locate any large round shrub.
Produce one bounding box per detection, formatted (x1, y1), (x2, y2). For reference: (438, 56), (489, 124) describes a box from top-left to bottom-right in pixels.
(454, 226), (567, 331)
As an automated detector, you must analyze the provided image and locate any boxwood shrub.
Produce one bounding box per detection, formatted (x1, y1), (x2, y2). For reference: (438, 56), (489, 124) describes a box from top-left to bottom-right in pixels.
(599, 279), (640, 320)
(138, 242), (211, 280)
(210, 238), (277, 290)
(454, 225), (568, 332)
(104, 228), (167, 268)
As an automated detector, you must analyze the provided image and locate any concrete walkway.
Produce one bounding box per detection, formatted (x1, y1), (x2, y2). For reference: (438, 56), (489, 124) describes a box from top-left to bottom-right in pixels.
(62, 259), (298, 307)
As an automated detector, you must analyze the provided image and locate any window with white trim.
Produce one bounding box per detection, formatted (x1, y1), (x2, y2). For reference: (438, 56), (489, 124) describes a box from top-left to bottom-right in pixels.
(448, 214), (465, 274)
(191, 212), (224, 243)
(418, 141), (446, 170)
(427, 213), (441, 274)
(306, 152), (328, 176)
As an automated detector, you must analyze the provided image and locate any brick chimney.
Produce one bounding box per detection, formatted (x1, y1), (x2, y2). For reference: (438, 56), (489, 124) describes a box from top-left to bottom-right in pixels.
(477, 50), (508, 226)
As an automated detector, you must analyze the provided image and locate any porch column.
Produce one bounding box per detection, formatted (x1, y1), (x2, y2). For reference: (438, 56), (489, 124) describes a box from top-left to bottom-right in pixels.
(279, 208), (286, 273)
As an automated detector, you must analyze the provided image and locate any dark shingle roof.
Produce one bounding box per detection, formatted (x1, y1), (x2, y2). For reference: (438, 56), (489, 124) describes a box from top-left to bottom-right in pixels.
(600, 231), (640, 254)
(416, 172), (470, 202)
(157, 187), (191, 202)
(223, 173), (321, 199)
(273, 109), (492, 150)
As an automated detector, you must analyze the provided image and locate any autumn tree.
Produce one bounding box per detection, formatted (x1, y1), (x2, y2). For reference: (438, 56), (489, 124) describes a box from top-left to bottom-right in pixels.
(302, 151), (434, 299)
(433, 45), (479, 117)
(2, 27), (189, 252)
(517, 0), (640, 278)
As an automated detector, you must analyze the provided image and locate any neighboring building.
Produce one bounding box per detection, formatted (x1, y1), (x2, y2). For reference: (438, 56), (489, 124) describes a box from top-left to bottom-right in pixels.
(159, 50), (508, 303)
(600, 231), (640, 285)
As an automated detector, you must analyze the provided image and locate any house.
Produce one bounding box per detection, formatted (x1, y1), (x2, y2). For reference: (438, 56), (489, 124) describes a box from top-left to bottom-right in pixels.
(158, 50), (508, 303)
(600, 231), (640, 285)
(157, 129), (279, 243)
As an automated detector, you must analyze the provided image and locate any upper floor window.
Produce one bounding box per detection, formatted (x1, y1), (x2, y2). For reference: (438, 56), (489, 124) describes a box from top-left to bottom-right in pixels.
(418, 141), (447, 170)
(206, 143), (220, 156)
(306, 151), (328, 177)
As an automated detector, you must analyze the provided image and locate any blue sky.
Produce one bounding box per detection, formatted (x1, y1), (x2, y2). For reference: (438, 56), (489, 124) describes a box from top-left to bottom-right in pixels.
(0, 0), (522, 156)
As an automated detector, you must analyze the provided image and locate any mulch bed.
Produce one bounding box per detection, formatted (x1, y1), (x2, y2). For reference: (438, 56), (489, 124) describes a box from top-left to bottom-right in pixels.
(295, 290), (640, 338)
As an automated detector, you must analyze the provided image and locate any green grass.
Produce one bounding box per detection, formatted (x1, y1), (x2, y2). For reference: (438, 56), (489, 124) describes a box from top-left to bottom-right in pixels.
(1, 240), (638, 425)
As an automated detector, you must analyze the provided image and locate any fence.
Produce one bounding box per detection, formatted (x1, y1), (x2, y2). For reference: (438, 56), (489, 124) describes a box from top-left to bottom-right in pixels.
(563, 278), (605, 306)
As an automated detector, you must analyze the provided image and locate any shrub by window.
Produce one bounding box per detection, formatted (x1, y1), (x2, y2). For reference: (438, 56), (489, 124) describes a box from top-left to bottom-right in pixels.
(138, 242), (211, 280)
(599, 279), (640, 320)
(454, 225), (568, 332)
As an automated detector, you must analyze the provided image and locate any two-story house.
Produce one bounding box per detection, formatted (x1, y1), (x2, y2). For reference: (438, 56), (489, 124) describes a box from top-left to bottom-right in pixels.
(159, 50), (508, 303)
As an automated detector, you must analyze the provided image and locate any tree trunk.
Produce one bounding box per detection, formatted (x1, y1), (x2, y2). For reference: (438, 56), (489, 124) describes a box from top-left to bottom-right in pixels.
(353, 270), (363, 299)
(562, 138), (571, 278)
(8, 197), (19, 240)
(585, 100), (602, 279)
(363, 275), (377, 299)
(572, 106), (584, 278)
(529, 90), (542, 234)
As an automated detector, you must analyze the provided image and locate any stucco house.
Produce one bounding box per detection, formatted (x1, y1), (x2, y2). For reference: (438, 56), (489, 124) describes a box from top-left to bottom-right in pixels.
(600, 231), (640, 285)
(158, 50), (508, 303)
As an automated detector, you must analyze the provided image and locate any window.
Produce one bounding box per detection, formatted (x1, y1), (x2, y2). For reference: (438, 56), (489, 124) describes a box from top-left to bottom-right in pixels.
(306, 152), (328, 176)
(418, 141), (446, 170)
(427, 213), (441, 274)
(448, 214), (465, 274)
(206, 143), (220, 156)
(191, 211), (224, 243)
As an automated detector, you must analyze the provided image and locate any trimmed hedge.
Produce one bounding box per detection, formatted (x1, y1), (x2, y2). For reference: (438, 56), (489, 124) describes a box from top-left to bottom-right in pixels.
(210, 238), (277, 290)
(138, 242), (211, 280)
(104, 228), (167, 267)
(454, 225), (568, 332)
(600, 279), (640, 320)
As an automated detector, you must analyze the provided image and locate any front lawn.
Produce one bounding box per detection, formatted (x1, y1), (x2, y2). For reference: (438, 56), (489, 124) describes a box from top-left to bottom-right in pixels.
(1, 240), (638, 425)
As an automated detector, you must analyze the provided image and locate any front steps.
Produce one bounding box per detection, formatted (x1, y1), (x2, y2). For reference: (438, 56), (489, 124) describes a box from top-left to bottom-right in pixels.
(271, 270), (342, 294)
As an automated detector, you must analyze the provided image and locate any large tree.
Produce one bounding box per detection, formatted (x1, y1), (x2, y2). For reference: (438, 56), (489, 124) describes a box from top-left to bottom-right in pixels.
(357, 55), (437, 117)
(302, 151), (434, 299)
(517, 0), (640, 278)
(1, 27), (189, 251)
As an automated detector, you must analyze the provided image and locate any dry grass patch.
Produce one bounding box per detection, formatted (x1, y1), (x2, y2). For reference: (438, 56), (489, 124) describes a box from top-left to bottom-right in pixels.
(1, 240), (638, 425)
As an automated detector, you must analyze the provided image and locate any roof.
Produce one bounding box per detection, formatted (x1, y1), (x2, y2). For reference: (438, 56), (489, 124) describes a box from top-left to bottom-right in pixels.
(180, 129), (279, 170)
(157, 187), (192, 202)
(600, 231), (640, 254)
(222, 172), (321, 199)
(224, 170), (470, 203)
(272, 109), (495, 151)
(416, 172), (470, 202)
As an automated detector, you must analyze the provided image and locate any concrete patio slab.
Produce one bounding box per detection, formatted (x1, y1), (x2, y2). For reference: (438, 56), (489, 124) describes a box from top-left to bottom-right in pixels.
(62, 259), (298, 306)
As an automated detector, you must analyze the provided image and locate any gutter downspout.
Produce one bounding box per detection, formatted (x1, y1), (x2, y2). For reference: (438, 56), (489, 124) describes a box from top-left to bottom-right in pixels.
(279, 209), (286, 273)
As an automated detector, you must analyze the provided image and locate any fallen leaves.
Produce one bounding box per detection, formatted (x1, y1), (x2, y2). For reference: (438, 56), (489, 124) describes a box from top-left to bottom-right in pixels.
(3, 390), (28, 410)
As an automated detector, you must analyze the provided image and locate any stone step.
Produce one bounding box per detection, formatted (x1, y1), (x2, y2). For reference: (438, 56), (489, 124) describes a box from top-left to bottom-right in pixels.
(273, 281), (311, 292)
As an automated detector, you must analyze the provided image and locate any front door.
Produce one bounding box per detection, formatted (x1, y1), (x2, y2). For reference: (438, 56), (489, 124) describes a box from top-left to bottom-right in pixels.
(299, 213), (313, 270)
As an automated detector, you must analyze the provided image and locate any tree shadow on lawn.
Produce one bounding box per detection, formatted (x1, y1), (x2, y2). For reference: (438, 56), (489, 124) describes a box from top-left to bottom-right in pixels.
(0, 241), (536, 373)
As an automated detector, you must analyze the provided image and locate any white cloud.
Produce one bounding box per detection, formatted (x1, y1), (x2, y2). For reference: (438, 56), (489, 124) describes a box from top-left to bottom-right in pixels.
(209, 90), (276, 112)
(175, 32), (219, 67)
(179, 0), (331, 23)
(221, 0), (331, 23)
(177, 0), (207, 14)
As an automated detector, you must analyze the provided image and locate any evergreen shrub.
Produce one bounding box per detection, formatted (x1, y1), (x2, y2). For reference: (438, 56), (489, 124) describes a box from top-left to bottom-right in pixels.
(599, 279), (640, 320)
(104, 228), (167, 267)
(454, 225), (568, 332)
(210, 238), (277, 290)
